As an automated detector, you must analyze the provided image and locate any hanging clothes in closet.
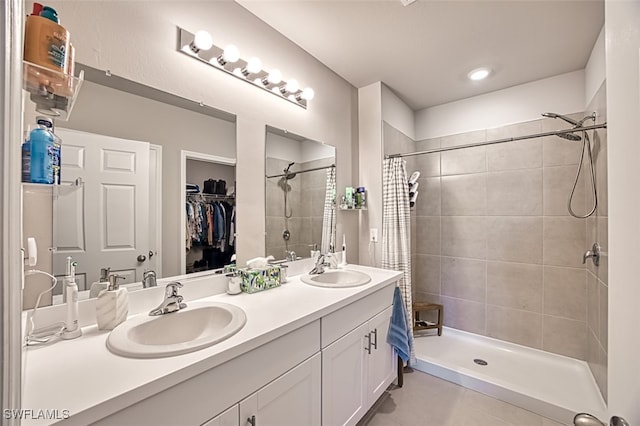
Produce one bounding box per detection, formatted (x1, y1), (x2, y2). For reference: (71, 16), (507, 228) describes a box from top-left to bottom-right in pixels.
(185, 194), (236, 269)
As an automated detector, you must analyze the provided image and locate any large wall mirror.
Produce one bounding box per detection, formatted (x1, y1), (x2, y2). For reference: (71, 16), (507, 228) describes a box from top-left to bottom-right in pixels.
(22, 65), (237, 309)
(265, 126), (336, 261)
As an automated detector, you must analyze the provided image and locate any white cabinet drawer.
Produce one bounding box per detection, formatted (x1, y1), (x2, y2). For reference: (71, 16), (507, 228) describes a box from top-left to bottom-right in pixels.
(321, 284), (395, 348)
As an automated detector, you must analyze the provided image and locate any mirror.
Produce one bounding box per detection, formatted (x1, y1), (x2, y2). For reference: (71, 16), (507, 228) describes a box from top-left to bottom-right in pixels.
(22, 64), (237, 308)
(265, 126), (336, 261)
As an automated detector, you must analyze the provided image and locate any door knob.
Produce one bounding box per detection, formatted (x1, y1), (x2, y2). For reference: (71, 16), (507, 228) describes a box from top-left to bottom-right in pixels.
(137, 254), (146, 262)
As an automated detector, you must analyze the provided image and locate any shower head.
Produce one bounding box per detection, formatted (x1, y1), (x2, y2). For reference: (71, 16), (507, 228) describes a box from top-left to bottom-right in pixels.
(541, 112), (580, 127)
(283, 162), (297, 180)
(542, 112), (596, 128)
(556, 132), (582, 141)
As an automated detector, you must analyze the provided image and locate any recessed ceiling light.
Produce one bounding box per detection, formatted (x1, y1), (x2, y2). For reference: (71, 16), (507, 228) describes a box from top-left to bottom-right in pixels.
(467, 67), (491, 81)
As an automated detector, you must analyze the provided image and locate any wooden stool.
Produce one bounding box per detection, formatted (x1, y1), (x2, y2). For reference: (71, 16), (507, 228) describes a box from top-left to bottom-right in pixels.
(413, 302), (443, 336)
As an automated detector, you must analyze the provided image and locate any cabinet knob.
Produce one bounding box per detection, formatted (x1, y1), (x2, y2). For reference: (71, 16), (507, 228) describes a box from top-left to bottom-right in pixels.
(371, 328), (378, 350)
(247, 415), (256, 426)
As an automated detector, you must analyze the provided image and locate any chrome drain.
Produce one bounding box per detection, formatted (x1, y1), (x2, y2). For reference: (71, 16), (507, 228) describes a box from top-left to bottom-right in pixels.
(473, 358), (488, 366)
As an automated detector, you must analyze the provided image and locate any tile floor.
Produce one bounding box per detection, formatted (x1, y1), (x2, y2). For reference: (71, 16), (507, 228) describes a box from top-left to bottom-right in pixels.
(361, 369), (569, 426)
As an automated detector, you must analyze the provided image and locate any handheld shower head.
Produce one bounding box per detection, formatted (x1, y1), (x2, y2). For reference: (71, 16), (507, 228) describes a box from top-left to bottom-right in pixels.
(283, 162), (297, 180)
(541, 112), (580, 127)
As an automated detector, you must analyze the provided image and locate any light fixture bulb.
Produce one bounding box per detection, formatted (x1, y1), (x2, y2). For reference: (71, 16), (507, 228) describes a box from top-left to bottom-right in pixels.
(285, 79), (299, 93)
(222, 45), (240, 63)
(193, 30), (213, 51)
(301, 87), (315, 101)
(467, 67), (491, 81)
(246, 57), (262, 74)
(266, 69), (282, 85)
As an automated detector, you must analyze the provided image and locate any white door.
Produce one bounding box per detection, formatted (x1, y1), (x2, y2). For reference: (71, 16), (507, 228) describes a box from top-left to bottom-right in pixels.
(322, 322), (369, 426)
(367, 306), (396, 403)
(52, 128), (150, 288)
(240, 353), (321, 426)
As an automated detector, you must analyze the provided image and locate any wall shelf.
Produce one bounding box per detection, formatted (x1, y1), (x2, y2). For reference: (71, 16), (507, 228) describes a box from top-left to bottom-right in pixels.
(23, 61), (84, 121)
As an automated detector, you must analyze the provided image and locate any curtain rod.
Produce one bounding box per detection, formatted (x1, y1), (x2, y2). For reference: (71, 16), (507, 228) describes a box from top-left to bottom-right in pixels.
(266, 164), (335, 179)
(385, 123), (607, 159)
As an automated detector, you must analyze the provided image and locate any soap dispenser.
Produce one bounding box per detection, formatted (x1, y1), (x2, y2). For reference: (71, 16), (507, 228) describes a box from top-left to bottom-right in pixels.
(88, 267), (111, 298)
(96, 274), (128, 331)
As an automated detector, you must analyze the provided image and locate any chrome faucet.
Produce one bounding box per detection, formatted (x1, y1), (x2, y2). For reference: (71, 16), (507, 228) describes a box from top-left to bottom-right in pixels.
(309, 254), (329, 275)
(285, 250), (297, 261)
(149, 282), (187, 316)
(142, 270), (157, 288)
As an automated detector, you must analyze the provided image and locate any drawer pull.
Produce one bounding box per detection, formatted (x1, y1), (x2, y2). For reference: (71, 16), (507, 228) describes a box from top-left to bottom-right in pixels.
(371, 328), (378, 350)
(365, 333), (372, 354)
(247, 415), (256, 426)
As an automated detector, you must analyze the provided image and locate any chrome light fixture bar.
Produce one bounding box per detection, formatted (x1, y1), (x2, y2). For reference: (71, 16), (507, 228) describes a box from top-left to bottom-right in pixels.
(177, 27), (314, 109)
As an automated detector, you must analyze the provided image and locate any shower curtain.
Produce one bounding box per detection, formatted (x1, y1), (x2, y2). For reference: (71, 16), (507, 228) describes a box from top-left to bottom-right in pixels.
(382, 157), (415, 363)
(321, 167), (337, 254)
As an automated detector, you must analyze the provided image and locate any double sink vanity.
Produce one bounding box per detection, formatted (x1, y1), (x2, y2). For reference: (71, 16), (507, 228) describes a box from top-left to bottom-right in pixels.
(23, 262), (401, 426)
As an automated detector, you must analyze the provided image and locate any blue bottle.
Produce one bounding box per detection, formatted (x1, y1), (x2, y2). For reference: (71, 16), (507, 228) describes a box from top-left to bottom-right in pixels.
(29, 118), (55, 184)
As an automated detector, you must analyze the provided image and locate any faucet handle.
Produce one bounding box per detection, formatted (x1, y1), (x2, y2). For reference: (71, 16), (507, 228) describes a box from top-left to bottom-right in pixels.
(166, 281), (182, 296)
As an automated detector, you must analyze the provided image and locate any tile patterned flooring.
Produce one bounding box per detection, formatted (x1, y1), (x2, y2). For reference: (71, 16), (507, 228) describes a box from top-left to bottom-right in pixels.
(362, 369), (568, 426)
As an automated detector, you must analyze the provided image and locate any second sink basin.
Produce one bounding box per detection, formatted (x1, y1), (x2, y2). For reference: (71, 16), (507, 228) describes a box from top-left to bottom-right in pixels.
(301, 269), (371, 288)
(107, 301), (247, 358)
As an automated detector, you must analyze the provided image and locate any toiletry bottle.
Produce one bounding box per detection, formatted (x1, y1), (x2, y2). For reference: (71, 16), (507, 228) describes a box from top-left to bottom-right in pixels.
(61, 256), (82, 339)
(21, 128), (31, 183)
(345, 187), (354, 209)
(89, 267), (111, 298)
(36, 116), (61, 184)
(356, 187), (366, 209)
(28, 117), (54, 184)
(96, 274), (128, 331)
(23, 5), (70, 82)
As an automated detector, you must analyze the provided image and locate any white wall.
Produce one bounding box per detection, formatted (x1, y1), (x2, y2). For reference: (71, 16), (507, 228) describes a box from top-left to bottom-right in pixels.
(381, 83), (415, 139)
(604, 0), (640, 423)
(415, 70), (585, 140)
(43, 1), (358, 265)
(358, 83), (383, 267)
(585, 26), (606, 108)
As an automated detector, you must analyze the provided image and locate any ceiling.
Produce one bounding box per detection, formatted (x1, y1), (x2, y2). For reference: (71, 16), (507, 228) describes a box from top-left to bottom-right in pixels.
(236, 0), (604, 111)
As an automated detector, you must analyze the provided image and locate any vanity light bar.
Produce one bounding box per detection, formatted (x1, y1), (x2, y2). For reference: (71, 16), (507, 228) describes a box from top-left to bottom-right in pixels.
(177, 27), (314, 109)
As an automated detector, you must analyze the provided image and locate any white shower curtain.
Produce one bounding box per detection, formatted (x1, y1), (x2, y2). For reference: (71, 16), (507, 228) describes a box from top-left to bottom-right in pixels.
(382, 157), (415, 363)
(321, 167), (336, 254)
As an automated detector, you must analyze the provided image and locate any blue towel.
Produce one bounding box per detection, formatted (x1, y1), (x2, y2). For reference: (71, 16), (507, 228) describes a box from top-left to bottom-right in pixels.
(387, 286), (412, 363)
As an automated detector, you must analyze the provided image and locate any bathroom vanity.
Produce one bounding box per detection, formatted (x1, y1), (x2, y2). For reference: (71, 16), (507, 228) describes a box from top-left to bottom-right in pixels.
(22, 264), (401, 426)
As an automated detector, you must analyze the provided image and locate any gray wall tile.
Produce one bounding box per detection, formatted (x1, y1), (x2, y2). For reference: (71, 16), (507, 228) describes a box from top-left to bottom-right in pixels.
(542, 315), (587, 360)
(543, 217), (586, 267)
(543, 165), (585, 216)
(543, 266), (586, 321)
(441, 257), (486, 303)
(441, 174), (487, 216)
(487, 217), (543, 264)
(413, 254), (441, 294)
(441, 296), (486, 335)
(487, 261), (542, 312)
(487, 306), (542, 348)
(441, 216), (487, 259)
(415, 216), (441, 255)
(486, 169), (542, 216)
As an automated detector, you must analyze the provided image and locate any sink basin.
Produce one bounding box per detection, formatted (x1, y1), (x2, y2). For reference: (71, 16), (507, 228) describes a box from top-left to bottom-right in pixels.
(300, 269), (371, 288)
(107, 301), (247, 358)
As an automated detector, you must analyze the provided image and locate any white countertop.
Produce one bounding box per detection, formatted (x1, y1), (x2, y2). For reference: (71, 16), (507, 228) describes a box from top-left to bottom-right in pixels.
(22, 264), (401, 425)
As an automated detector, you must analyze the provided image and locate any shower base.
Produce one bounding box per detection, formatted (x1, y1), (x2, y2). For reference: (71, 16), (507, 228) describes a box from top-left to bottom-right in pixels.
(413, 327), (607, 425)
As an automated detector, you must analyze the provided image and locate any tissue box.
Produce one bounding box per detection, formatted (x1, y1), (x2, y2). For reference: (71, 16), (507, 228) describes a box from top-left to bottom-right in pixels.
(239, 266), (281, 293)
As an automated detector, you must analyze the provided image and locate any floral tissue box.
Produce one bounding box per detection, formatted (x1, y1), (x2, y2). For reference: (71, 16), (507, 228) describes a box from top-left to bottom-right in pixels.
(239, 266), (281, 293)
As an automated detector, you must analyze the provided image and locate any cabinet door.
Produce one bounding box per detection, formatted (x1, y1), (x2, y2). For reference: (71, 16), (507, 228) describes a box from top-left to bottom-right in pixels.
(202, 405), (239, 426)
(322, 322), (369, 426)
(239, 353), (321, 426)
(367, 306), (396, 404)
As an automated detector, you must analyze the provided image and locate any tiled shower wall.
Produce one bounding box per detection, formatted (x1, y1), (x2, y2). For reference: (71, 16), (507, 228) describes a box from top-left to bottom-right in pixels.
(383, 91), (608, 400)
(265, 157), (330, 259)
